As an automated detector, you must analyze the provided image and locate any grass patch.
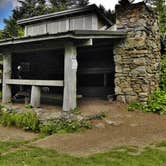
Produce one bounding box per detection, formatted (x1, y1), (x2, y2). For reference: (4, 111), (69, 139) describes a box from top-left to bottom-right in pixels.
(0, 109), (92, 135)
(0, 141), (24, 154)
(156, 141), (166, 147)
(1, 141), (166, 166)
(0, 109), (39, 132)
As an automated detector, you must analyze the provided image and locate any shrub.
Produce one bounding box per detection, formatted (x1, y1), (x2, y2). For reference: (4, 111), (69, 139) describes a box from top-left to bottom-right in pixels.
(128, 89), (166, 114)
(143, 89), (166, 114)
(40, 119), (92, 135)
(128, 103), (143, 112)
(0, 110), (40, 132)
(0, 109), (92, 135)
(160, 53), (166, 90)
(128, 53), (166, 114)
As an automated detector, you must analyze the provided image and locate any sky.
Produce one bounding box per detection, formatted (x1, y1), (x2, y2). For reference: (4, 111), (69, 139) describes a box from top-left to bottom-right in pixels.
(0, 0), (142, 30)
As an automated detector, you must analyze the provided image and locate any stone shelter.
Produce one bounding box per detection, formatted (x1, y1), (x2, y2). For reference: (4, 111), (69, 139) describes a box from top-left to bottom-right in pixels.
(0, 2), (161, 112)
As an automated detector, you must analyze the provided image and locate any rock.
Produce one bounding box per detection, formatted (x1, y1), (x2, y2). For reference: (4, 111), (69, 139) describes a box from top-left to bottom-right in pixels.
(105, 119), (123, 127)
(95, 123), (105, 129)
(114, 2), (160, 105)
(130, 123), (139, 127)
(105, 120), (114, 125)
(126, 95), (138, 103)
(76, 115), (84, 122)
(113, 121), (123, 127)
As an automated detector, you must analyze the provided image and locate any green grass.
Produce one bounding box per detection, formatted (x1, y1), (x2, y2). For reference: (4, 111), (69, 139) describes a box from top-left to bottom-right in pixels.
(156, 140), (166, 147)
(0, 141), (24, 154)
(1, 141), (166, 166)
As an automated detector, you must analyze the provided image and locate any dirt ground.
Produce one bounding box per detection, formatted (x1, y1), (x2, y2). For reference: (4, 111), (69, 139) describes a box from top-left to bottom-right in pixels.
(0, 126), (38, 141)
(32, 99), (166, 156)
(2, 99), (166, 156)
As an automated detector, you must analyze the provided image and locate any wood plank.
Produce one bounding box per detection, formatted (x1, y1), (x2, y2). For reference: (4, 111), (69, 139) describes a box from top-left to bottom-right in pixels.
(2, 53), (12, 104)
(78, 68), (114, 74)
(5, 79), (64, 87)
(30, 86), (41, 108)
(63, 42), (77, 111)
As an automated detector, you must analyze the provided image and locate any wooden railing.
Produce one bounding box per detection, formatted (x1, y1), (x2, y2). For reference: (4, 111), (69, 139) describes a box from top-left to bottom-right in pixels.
(5, 79), (64, 87)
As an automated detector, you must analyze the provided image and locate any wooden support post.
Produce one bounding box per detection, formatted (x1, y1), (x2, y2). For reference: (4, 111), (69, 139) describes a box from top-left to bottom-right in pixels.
(63, 42), (77, 112)
(2, 53), (12, 104)
(30, 86), (41, 108)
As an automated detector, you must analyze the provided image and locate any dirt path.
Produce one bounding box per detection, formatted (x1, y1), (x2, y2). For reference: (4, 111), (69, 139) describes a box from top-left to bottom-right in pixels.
(2, 100), (166, 157)
(0, 125), (38, 141)
(32, 100), (166, 156)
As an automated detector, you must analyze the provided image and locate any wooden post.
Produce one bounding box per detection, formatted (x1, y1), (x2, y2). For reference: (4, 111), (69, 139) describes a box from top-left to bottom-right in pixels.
(2, 53), (12, 104)
(30, 86), (41, 108)
(63, 42), (77, 112)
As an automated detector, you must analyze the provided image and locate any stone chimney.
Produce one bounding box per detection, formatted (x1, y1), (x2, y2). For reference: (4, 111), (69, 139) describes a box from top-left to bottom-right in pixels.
(113, 2), (161, 104)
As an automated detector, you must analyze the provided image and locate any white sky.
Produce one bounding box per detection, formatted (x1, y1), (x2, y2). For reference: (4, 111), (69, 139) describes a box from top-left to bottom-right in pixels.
(89, 0), (143, 10)
(0, 0), (144, 10)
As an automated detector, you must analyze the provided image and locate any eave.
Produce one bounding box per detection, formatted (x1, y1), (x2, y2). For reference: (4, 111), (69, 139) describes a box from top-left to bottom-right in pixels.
(17, 4), (113, 26)
(0, 30), (127, 53)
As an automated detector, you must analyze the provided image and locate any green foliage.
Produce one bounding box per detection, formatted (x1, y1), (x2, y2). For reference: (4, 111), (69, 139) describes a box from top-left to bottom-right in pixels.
(128, 103), (143, 112)
(0, 110), (39, 131)
(0, 109), (91, 135)
(156, 140), (166, 147)
(40, 119), (92, 135)
(143, 89), (166, 114)
(160, 53), (166, 90)
(128, 89), (166, 114)
(0, 91), (2, 99)
(25, 104), (33, 109)
(2, 141), (166, 166)
(0, 141), (24, 154)
(71, 107), (81, 115)
(128, 52), (166, 114)
(1, 18), (24, 39)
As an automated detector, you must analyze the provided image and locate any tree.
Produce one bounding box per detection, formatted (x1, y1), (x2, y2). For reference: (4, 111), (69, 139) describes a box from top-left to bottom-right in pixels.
(2, 0), (49, 39)
(49, 0), (89, 11)
(66, 0), (89, 8)
(1, 17), (24, 39)
(13, 0), (48, 20)
(48, 0), (67, 13)
(118, 0), (134, 6)
(99, 5), (116, 23)
(145, 0), (166, 35)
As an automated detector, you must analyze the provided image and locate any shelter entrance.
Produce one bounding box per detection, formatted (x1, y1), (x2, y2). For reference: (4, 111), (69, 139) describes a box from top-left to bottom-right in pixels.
(12, 49), (64, 105)
(77, 45), (115, 98)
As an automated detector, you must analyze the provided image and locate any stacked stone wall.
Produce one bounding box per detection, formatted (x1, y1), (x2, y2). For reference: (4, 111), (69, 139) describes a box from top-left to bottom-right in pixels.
(114, 2), (161, 104)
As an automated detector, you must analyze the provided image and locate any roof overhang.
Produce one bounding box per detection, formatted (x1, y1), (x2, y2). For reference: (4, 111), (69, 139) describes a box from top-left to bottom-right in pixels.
(17, 4), (112, 26)
(0, 30), (127, 53)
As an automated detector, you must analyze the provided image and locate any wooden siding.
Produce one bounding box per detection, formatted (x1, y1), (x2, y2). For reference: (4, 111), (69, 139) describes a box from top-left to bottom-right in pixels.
(25, 14), (99, 36)
(27, 23), (46, 36)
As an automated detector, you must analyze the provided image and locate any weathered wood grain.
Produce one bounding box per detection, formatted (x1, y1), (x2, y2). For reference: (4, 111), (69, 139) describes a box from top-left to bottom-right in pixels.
(63, 42), (77, 112)
(2, 53), (12, 104)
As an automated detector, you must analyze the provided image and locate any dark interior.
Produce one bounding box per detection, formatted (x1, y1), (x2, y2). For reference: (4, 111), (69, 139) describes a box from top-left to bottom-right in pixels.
(12, 44), (115, 102)
(77, 45), (115, 97)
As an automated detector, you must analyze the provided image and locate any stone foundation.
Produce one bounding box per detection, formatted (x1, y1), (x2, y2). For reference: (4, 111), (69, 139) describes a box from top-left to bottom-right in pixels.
(114, 2), (161, 104)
